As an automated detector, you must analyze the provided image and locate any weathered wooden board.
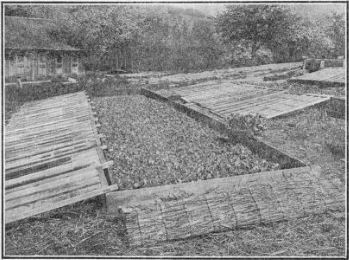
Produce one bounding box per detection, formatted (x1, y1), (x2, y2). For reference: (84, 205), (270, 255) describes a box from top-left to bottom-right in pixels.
(155, 83), (330, 119)
(5, 91), (117, 224)
(107, 166), (344, 246)
(289, 67), (345, 87)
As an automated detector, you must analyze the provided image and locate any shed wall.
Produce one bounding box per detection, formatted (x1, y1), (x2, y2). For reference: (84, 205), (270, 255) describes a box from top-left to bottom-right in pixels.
(5, 50), (83, 82)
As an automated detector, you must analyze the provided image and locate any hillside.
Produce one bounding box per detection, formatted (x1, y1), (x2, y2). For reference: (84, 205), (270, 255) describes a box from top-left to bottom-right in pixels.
(184, 3), (346, 18)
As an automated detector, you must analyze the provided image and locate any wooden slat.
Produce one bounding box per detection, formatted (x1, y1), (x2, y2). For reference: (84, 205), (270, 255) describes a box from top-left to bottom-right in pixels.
(6, 156), (72, 177)
(6, 142), (96, 171)
(5, 162), (90, 189)
(6, 183), (119, 224)
(156, 82), (331, 120)
(6, 166), (99, 202)
(6, 114), (92, 133)
(199, 89), (274, 106)
(6, 143), (88, 162)
(5, 91), (117, 224)
(214, 93), (286, 113)
(6, 132), (94, 153)
(289, 67), (345, 85)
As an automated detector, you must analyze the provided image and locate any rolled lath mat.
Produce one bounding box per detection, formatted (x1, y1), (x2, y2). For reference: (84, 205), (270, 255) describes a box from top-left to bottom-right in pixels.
(122, 167), (344, 246)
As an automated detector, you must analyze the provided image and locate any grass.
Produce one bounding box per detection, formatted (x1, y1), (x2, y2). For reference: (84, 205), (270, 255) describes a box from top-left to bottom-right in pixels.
(5, 203), (345, 256)
(4, 68), (346, 257)
(261, 106), (345, 182)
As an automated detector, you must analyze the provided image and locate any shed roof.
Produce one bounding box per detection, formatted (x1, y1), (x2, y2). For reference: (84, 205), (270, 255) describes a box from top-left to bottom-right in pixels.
(5, 16), (80, 51)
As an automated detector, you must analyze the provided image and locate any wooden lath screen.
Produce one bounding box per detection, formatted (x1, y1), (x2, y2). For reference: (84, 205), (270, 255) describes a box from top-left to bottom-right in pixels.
(119, 167), (344, 246)
(290, 67), (345, 85)
(5, 91), (117, 224)
(168, 82), (330, 119)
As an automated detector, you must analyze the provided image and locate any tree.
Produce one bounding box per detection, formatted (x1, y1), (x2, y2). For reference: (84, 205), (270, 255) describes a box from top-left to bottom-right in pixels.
(190, 19), (224, 69)
(216, 5), (297, 61)
(5, 5), (32, 17)
(326, 12), (345, 57)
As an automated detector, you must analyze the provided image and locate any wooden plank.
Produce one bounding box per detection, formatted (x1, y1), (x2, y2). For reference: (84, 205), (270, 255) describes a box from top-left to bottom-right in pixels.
(6, 128), (94, 146)
(5, 132), (94, 151)
(219, 96), (291, 116)
(6, 147), (101, 179)
(6, 129), (95, 150)
(5, 156), (72, 178)
(182, 86), (242, 100)
(6, 138), (95, 162)
(9, 102), (89, 120)
(199, 89), (274, 106)
(265, 99), (329, 119)
(6, 183), (101, 223)
(106, 167), (310, 213)
(15, 99), (86, 113)
(288, 67), (345, 86)
(6, 170), (100, 207)
(6, 143), (96, 172)
(5, 125), (94, 145)
(9, 111), (92, 127)
(5, 131), (95, 154)
(5, 120), (93, 137)
(212, 91), (287, 111)
(6, 165), (98, 197)
(11, 100), (89, 116)
(214, 94), (286, 114)
(6, 114), (92, 133)
(12, 102), (90, 116)
(206, 93), (328, 118)
(9, 112), (91, 126)
(6, 183), (119, 223)
(5, 141), (96, 171)
(5, 162), (91, 189)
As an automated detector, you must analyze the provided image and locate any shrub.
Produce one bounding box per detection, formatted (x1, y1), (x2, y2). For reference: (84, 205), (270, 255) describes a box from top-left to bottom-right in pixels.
(228, 113), (267, 135)
(77, 73), (131, 96)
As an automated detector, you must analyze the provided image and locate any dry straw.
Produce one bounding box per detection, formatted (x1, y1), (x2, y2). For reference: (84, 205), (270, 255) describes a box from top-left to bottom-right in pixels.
(123, 167), (344, 246)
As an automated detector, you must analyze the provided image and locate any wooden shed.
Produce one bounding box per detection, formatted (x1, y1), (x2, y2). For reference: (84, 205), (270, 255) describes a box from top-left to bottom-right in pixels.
(5, 16), (84, 82)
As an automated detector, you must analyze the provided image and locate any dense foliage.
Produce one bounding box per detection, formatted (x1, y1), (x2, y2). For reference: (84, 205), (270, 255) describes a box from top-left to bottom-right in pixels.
(5, 4), (345, 72)
(216, 5), (297, 62)
(228, 113), (267, 135)
(216, 5), (346, 63)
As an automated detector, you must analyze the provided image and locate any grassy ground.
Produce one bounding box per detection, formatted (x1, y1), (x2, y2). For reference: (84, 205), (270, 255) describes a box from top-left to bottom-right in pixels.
(5, 200), (345, 256)
(4, 70), (346, 256)
(262, 107), (345, 180)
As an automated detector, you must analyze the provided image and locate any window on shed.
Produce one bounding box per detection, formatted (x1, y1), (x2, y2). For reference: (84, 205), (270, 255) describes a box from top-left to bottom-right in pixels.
(72, 57), (78, 67)
(56, 55), (63, 68)
(39, 54), (46, 63)
(17, 55), (24, 64)
(38, 53), (47, 76)
(16, 54), (25, 75)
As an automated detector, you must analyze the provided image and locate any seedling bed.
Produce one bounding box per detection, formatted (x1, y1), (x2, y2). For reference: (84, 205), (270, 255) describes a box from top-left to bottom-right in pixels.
(94, 95), (304, 192)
